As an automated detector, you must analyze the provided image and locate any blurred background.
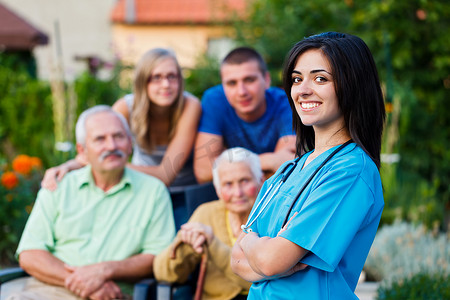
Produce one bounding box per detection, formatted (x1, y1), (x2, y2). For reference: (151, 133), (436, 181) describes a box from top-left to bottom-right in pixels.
(0, 0), (448, 298)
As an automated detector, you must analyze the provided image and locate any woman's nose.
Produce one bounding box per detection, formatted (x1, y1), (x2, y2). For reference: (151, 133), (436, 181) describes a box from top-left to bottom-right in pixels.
(232, 184), (244, 197)
(300, 82), (313, 96)
(160, 77), (171, 87)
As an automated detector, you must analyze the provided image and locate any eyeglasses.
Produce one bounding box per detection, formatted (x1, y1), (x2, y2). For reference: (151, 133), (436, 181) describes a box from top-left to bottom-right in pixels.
(147, 73), (179, 84)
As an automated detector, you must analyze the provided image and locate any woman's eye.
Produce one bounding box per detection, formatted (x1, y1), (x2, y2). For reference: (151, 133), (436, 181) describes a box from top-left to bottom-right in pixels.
(292, 77), (301, 83)
(315, 76), (328, 83)
(167, 74), (177, 81)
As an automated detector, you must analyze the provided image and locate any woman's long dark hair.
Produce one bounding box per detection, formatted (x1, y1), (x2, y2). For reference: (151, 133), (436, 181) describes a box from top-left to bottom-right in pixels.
(282, 32), (386, 168)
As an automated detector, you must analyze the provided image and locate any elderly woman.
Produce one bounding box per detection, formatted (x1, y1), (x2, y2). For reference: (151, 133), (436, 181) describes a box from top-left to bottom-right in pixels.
(153, 147), (263, 300)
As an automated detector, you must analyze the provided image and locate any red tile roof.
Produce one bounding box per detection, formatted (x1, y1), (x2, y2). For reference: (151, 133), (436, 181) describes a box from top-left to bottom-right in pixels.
(111, 0), (246, 24)
(0, 3), (48, 50)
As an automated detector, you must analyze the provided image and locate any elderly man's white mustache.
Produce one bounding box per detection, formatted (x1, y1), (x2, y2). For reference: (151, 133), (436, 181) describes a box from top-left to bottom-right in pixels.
(99, 150), (126, 162)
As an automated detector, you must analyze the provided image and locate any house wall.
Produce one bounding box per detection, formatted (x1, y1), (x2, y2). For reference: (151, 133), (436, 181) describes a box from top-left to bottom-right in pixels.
(0, 0), (116, 80)
(111, 24), (233, 69)
(0, 0), (235, 80)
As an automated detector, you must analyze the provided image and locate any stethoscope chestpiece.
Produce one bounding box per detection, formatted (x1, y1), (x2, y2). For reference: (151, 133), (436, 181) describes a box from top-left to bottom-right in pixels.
(241, 224), (253, 234)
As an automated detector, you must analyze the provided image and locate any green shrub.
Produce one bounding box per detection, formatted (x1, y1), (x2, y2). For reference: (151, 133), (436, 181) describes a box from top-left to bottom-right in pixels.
(184, 55), (220, 99)
(377, 272), (450, 300)
(0, 54), (132, 168)
(74, 61), (132, 116)
(0, 51), (37, 78)
(380, 162), (445, 229)
(232, 0), (450, 228)
(0, 57), (55, 166)
(0, 155), (43, 266)
(365, 221), (449, 284)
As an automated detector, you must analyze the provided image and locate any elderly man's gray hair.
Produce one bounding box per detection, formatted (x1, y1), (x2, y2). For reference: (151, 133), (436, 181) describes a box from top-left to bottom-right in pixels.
(75, 105), (132, 146)
(212, 147), (263, 193)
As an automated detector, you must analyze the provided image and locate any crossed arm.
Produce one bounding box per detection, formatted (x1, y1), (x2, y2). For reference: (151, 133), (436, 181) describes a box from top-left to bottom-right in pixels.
(19, 249), (154, 299)
(231, 230), (308, 282)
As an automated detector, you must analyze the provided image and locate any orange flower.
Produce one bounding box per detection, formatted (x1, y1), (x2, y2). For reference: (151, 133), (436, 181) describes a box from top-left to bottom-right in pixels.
(385, 102), (394, 114)
(30, 157), (43, 169)
(12, 155), (33, 175)
(1, 171), (19, 189)
(25, 205), (33, 214)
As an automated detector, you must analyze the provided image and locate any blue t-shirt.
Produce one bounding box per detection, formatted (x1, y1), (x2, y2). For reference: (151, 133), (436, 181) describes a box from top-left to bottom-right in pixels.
(247, 143), (384, 299)
(198, 85), (294, 154)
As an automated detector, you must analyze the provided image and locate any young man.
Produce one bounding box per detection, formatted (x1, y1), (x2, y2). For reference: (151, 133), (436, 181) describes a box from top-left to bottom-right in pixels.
(194, 47), (296, 183)
(9, 106), (175, 300)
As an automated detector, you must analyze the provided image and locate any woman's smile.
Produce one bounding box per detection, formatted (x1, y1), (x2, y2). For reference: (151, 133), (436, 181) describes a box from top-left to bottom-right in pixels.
(298, 101), (322, 111)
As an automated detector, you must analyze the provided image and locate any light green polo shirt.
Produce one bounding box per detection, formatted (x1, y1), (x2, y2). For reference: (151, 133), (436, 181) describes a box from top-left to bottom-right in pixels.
(17, 166), (175, 266)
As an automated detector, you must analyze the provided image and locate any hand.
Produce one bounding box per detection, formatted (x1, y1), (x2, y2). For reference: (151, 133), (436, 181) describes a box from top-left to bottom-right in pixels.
(272, 147), (296, 169)
(88, 281), (123, 300)
(64, 263), (109, 298)
(258, 143), (296, 175)
(41, 157), (85, 191)
(41, 165), (70, 191)
(280, 261), (309, 278)
(179, 222), (214, 254)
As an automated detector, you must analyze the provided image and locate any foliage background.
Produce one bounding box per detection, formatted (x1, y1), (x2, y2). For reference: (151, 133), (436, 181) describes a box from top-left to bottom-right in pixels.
(0, 53), (54, 166)
(225, 0), (450, 229)
(183, 2), (450, 230)
(0, 54), (131, 167)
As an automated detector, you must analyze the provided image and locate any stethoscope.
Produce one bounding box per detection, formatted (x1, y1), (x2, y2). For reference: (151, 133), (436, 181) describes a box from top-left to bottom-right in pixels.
(241, 140), (353, 233)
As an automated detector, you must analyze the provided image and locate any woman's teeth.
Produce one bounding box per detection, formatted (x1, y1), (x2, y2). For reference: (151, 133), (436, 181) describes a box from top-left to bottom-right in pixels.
(301, 102), (320, 109)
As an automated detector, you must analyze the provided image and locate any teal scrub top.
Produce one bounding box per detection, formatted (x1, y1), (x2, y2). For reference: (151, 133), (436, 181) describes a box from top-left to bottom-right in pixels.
(247, 143), (384, 300)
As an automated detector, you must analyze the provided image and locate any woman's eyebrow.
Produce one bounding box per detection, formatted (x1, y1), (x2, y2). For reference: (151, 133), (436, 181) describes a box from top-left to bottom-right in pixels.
(311, 69), (332, 75)
(292, 69), (332, 75)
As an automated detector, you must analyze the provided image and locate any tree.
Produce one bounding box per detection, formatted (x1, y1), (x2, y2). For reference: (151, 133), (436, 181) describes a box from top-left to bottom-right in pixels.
(231, 0), (450, 227)
(233, 0), (353, 86)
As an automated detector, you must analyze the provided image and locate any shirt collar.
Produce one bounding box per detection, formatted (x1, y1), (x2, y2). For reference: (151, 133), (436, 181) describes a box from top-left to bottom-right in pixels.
(77, 165), (132, 193)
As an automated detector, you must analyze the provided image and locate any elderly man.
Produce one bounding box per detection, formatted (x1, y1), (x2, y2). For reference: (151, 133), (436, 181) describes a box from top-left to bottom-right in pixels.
(194, 47), (296, 183)
(154, 147), (263, 300)
(8, 105), (175, 300)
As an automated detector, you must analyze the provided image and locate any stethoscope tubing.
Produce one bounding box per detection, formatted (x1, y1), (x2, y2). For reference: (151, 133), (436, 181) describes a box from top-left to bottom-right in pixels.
(281, 140), (353, 227)
(242, 140), (353, 233)
(241, 159), (298, 233)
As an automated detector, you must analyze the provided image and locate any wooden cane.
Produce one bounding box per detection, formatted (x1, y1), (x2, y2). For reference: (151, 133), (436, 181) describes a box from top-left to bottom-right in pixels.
(171, 240), (208, 300)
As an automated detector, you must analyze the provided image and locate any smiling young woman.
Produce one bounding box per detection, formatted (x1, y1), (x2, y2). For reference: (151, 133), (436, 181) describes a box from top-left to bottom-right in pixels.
(113, 48), (201, 187)
(231, 32), (386, 299)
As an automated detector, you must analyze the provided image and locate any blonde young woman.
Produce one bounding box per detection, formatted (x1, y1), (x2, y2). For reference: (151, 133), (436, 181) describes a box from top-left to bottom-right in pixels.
(42, 48), (201, 189)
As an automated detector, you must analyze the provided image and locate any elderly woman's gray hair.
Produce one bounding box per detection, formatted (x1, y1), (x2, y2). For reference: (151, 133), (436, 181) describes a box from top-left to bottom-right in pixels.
(212, 147), (263, 193)
(75, 105), (132, 146)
